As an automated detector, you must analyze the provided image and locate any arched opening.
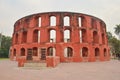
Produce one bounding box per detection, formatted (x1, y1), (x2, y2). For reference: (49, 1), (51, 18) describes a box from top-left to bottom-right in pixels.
(64, 47), (73, 57)
(78, 17), (82, 27)
(47, 47), (56, 56)
(50, 16), (56, 26)
(81, 29), (87, 43)
(13, 49), (16, 56)
(15, 33), (18, 44)
(64, 30), (70, 42)
(92, 19), (97, 29)
(102, 33), (105, 44)
(81, 16), (87, 27)
(95, 48), (100, 57)
(33, 47), (38, 56)
(33, 30), (40, 43)
(50, 30), (56, 42)
(38, 17), (41, 27)
(79, 30), (82, 43)
(22, 31), (27, 43)
(38, 31), (40, 43)
(21, 48), (25, 56)
(82, 47), (88, 57)
(104, 48), (107, 57)
(64, 16), (70, 26)
(93, 31), (99, 44)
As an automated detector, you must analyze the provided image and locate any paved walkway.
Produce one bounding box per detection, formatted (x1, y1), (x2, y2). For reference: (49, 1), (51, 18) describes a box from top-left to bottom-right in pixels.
(0, 60), (120, 80)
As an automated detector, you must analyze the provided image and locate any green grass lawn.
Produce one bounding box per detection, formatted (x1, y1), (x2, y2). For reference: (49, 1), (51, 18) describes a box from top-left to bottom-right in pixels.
(0, 58), (9, 60)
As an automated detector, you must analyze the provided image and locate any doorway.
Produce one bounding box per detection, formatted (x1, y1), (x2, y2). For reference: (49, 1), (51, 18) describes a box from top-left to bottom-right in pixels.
(40, 48), (46, 60)
(27, 49), (33, 60)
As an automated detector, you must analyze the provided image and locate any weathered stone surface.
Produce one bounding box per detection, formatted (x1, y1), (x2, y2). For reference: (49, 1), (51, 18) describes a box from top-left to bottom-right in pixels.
(10, 12), (110, 67)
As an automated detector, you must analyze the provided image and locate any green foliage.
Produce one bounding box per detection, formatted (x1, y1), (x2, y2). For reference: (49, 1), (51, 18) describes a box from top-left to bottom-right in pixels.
(114, 24), (120, 39)
(0, 35), (12, 58)
(107, 32), (113, 42)
(107, 31), (120, 55)
(109, 37), (120, 54)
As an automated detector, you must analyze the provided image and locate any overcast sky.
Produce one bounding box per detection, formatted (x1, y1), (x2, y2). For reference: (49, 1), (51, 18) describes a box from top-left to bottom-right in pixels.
(0, 0), (120, 37)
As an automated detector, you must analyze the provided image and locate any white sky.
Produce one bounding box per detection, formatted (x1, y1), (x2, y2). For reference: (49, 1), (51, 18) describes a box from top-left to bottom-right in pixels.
(0, 0), (120, 37)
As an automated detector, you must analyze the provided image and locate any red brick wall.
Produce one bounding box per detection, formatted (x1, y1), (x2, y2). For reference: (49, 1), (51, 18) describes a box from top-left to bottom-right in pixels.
(46, 56), (60, 67)
(10, 12), (110, 64)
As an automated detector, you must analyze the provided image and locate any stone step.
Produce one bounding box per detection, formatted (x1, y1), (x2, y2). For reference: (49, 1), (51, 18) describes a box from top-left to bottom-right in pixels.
(24, 62), (46, 67)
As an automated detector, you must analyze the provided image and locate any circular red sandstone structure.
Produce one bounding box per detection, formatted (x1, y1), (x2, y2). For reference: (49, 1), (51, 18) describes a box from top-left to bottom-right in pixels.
(10, 12), (110, 62)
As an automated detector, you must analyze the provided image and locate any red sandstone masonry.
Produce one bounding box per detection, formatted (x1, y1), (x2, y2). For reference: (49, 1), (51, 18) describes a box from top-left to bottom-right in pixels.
(10, 12), (110, 67)
(46, 56), (60, 67)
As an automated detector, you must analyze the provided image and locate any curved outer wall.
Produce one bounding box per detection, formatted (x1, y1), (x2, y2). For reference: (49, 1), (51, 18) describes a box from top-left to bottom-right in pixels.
(10, 12), (110, 62)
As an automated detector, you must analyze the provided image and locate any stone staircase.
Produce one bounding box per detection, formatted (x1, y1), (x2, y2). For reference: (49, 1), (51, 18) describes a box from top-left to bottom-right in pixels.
(23, 61), (47, 69)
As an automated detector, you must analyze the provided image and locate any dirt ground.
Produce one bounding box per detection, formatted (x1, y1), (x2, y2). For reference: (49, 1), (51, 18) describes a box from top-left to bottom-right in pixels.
(0, 60), (120, 80)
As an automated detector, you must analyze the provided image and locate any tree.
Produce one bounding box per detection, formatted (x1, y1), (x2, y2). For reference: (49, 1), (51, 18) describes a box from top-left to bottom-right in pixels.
(109, 37), (120, 55)
(0, 34), (12, 58)
(0, 33), (2, 48)
(114, 24), (120, 39)
(107, 31), (120, 59)
(107, 32), (113, 42)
